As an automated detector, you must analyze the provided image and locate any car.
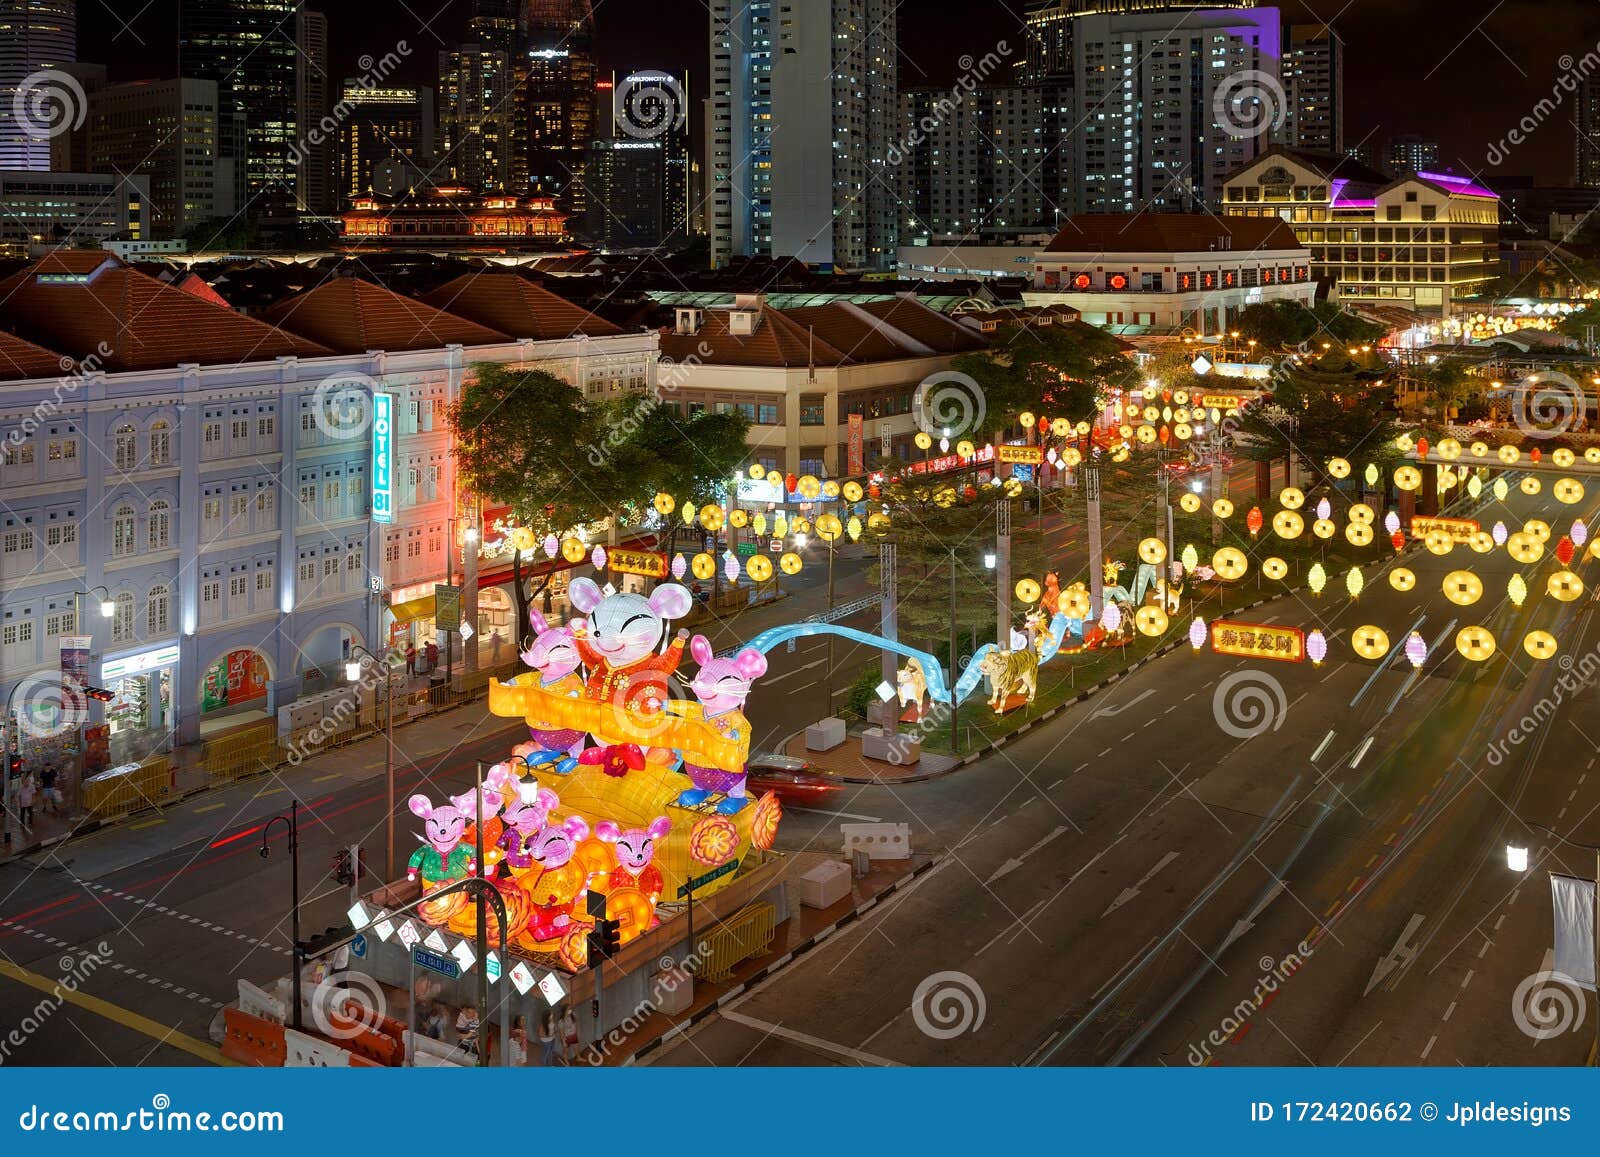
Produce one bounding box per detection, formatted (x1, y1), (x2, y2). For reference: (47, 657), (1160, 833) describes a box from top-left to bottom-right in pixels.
(744, 752), (842, 804)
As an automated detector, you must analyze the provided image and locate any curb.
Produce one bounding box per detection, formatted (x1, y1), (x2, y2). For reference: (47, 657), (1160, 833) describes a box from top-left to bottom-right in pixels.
(622, 855), (943, 1066)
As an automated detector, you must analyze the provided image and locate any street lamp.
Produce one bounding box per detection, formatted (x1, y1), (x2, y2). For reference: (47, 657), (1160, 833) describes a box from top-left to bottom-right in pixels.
(348, 644), (398, 883)
(259, 801), (304, 1030)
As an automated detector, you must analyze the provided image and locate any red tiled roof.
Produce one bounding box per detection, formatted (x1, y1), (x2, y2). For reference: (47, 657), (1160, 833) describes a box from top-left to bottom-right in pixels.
(0, 253), (331, 372)
(1044, 213), (1305, 255)
(261, 277), (511, 353)
(659, 306), (851, 368)
(174, 271), (231, 309)
(420, 271), (621, 340)
(0, 329), (69, 382)
(855, 297), (989, 353)
(783, 304), (912, 362)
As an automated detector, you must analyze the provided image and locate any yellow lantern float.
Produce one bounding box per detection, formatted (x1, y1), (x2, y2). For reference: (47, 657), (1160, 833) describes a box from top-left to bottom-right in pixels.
(1179, 492), (1202, 513)
(1015, 578), (1042, 604)
(1212, 547), (1248, 580)
(1213, 498), (1235, 519)
(1524, 630), (1559, 660)
(1548, 570), (1584, 602)
(1389, 567), (1416, 591)
(1272, 510), (1305, 539)
(1138, 537), (1167, 565)
(1279, 486), (1305, 510)
(1262, 557), (1289, 581)
(1135, 605), (1169, 637)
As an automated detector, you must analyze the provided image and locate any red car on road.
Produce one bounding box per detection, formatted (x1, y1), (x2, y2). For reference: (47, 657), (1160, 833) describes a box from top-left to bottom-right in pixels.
(744, 752), (843, 804)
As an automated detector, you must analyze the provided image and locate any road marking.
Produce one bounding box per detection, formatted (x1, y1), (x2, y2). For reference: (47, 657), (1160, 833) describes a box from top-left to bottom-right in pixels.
(1366, 916), (1426, 996)
(193, 802), (226, 814)
(787, 807), (882, 822)
(313, 773), (341, 782)
(0, 957), (229, 1067)
(1460, 970), (1474, 990)
(986, 825), (1069, 885)
(254, 786), (286, 798)
(1420, 1034), (1436, 1060)
(1102, 851), (1179, 918)
(1442, 1002), (1456, 1021)
(1349, 737), (1375, 769)
(766, 657), (828, 686)
(718, 1009), (901, 1066)
(1310, 730), (1336, 762)
(1092, 688), (1155, 718)
(128, 818), (165, 831)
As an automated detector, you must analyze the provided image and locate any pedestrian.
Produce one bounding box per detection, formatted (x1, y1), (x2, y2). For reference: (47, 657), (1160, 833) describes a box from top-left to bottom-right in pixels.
(405, 643), (417, 677)
(39, 765), (58, 816)
(538, 1011), (558, 1066)
(509, 1015), (528, 1066)
(15, 773), (36, 828)
(560, 1004), (579, 1064)
(456, 1004), (479, 1054)
(425, 640), (439, 672)
(491, 629), (504, 664)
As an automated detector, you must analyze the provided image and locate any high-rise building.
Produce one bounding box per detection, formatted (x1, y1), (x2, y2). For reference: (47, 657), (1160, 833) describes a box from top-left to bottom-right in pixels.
(83, 78), (234, 237)
(605, 71), (693, 245)
(295, 8), (333, 215)
(338, 84), (434, 202)
(1021, 0), (1261, 84)
(437, 44), (517, 192)
(584, 139), (664, 248)
(0, 0), (77, 171)
(521, 0), (598, 212)
(1386, 134), (1441, 175)
(1577, 75), (1600, 187)
(179, 0), (300, 220)
(709, 0), (898, 271)
(1278, 23), (1342, 154)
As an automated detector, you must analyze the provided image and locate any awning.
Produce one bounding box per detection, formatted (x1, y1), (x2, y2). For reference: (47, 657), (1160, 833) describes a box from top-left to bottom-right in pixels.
(387, 594), (435, 624)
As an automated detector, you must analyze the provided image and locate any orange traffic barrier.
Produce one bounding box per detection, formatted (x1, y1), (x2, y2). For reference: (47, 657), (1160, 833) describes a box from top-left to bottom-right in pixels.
(221, 1008), (286, 1067)
(328, 1008), (400, 1066)
(341, 998), (406, 1046)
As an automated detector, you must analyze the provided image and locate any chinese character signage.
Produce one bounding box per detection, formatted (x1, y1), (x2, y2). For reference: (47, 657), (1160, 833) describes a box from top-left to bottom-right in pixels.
(435, 584), (462, 632)
(371, 391), (394, 524)
(847, 412), (864, 475)
(1198, 394), (1244, 411)
(607, 548), (668, 578)
(1410, 515), (1478, 543)
(997, 444), (1043, 465)
(1209, 620), (1305, 663)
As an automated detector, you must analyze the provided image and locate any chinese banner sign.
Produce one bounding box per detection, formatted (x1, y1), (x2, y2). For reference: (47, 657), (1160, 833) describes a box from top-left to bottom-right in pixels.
(1210, 620), (1305, 663)
(607, 549), (668, 578)
(847, 412), (864, 475)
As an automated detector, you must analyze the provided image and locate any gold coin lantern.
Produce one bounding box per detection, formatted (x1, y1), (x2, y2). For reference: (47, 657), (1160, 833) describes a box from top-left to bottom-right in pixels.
(1554, 447), (1577, 468)
(1554, 477), (1585, 505)
(561, 537), (587, 563)
(1524, 519), (1551, 542)
(1587, 447), (1600, 464)
(1548, 570), (1585, 603)
(1212, 547), (1248, 580)
(791, 517), (812, 535)
(1262, 557), (1289, 581)
(1328, 457), (1351, 479)
(748, 463), (766, 479)
(1312, 518), (1337, 540)
(816, 514), (844, 542)
(1061, 447), (1083, 467)
(729, 509), (749, 529)
(1468, 531), (1494, 554)
(1003, 478), (1025, 498)
(745, 554), (773, 582)
(1062, 588), (1092, 619)
(842, 480), (864, 502)
(691, 552), (717, 580)
(1498, 444), (1520, 465)
(1436, 437), (1462, 460)
(778, 551), (802, 575)
(1442, 569), (1483, 606)
(1052, 417), (1071, 437)
(1389, 567), (1416, 592)
(1470, 441), (1490, 458)
(821, 479), (841, 499)
(1179, 492), (1202, 513)
(1394, 465), (1422, 491)
(1349, 503), (1375, 525)
(1138, 537), (1168, 565)
(1213, 498), (1235, 519)
(867, 512), (892, 535)
(1273, 510), (1305, 539)
(956, 440), (976, 459)
(1345, 521), (1374, 547)
(914, 431), (933, 450)
(1352, 625), (1391, 660)
(699, 504), (726, 531)
(1456, 625), (1496, 662)
(1424, 529), (1454, 556)
(1015, 578), (1042, 604)
(797, 474), (821, 498)
(1135, 605), (1169, 637)
(1524, 630), (1559, 660)
(653, 491), (676, 515)
(1506, 532), (1543, 563)
(1279, 486), (1305, 510)
(1136, 424), (1158, 445)
(1520, 476), (1542, 496)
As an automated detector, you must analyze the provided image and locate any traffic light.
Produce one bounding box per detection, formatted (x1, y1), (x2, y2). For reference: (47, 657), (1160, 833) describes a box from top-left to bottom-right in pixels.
(585, 919), (621, 968)
(81, 686), (115, 703)
(332, 848), (364, 887)
(6, 752), (21, 778)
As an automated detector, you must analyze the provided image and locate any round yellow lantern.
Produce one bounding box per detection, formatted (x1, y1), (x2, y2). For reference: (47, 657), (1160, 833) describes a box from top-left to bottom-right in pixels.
(1062, 587), (1092, 619)
(690, 552), (716, 580)
(1554, 477), (1585, 505)
(653, 491), (675, 515)
(1548, 569), (1584, 602)
(1061, 447), (1083, 467)
(746, 554), (773, 582)
(1272, 510), (1305, 539)
(1052, 417), (1071, 437)
(1135, 605), (1169, 637)
(1520, 476), (1542, 496)
(1470, 441), (1489, 458)
(1497, 444), (1520, 465)
(797, 475), (822, 499)
(1179, 492), (1202, 513)
(699, 504), (726, 531)
(1424, 529), (1454, 556)
(1587, 447), (1600, 464)
(729, 509), (749, 529)
(1345, 521), (1374, 547)
(1138, 537), (1168, 565)
(816, 514), (844, 542)
(1394, 465), (1422, 492)
(867, 512), (891, 535)
(1389, 567), (1416, 592)
(1015, 578), (1042, 604)
(842, 480), (864, 502)
(956, 440), (976, 459)
(1553, 447), (1576, 468)
(1524, 630), (1559, 660)
(1442, 569), (1483, 606)
(1262, 557), (1288, 581)
(1003, 478), (1025, 498)
(748, 464), (766, 480)
(561, 537), (587, 564)
(1327, 457), (1351, 479)
(821, 479), (841, 499)
(1213, 498), (1235, 519)
(1352, 625), (1390, 660)
(778, 551), (802, 575)
(1467, 531), (1494, 554)
(1212, 547), (1248, 580)
(1455, 625), (1496, 662)
(1349, 503), (1375, 525)
(1506, 532), (1543, 563)
(1524, 520), (1551, 543)
(1136, 424), (1158, 445)
(914, 431), (933, 451)
(1436, 437), (1462, 460)
(1278, 486), (1305, 510)
(1312, 518), (1337, 540)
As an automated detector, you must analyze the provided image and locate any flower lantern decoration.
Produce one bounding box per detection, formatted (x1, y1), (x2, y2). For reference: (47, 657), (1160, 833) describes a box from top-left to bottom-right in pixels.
(750, 792), (783, 851)
(1317, 497), (1332, 521)
(592, 544), (608, 571)
(543, 533), (560, 559)
(1246, 506), (1264, 537)
(1101, 603), (1123, 633)
(671, 553), (688, 580)
(1384, 510), (1400, 536)
(688, 816), (740, 867)
(1572, 520), (1589, 548)
(1556, 536), (1576, 567)
(1492, 521), (1508, 546)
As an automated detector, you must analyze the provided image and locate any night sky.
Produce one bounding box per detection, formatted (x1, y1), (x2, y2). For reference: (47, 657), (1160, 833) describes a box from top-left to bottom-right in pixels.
(80, 0), (1600, 184)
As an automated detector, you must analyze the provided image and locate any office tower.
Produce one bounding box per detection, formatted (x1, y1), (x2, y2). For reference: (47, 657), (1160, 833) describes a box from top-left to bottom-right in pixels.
(0, 0), (77, 171)
(1279, 22), (1342, 153)
(84, 78), (234, 237)
(339, 84), (434, 201)
(520, 0), (597, 212)
(179, 0), (300, 220)
(1386, 134), (1441, 175)
(709, 0), (898, 271)
(608, 70), (692, 244)
(1579, 74), (1600, 186)
(1021, 0), (1260, 83)
(295, 8), (332, 215)
(438, 44), (517, 191)
(584, 138), (664, 248)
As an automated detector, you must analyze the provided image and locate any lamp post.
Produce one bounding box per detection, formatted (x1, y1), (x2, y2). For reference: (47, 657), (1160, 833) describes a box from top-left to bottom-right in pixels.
(948, 547), (959, 754)
(1506, 823), (1600, 1058)
(346, 645), (396, 883)
(259, 801), (304, 1030)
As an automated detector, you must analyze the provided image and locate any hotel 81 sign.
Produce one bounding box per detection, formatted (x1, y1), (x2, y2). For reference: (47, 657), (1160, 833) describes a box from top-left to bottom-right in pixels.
(371, 392), (395, 524)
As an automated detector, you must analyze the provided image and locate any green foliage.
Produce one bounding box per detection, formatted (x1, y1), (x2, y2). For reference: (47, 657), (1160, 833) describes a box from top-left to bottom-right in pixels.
(841, 665), (884, 722)
(1232, 363), (1402, 487)
(950, 320), (1136, 434)
(1234, 301), (1320, 349)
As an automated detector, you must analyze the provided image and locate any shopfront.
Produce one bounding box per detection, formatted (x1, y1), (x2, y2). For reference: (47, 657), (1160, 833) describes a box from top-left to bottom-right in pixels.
(101, 642), (179, 761)
(200, 648), (270, 716)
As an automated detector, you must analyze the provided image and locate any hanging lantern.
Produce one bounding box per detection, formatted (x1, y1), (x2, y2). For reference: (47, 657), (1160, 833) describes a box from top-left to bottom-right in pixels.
(1455, 625), (1496, 663)
(1213, 498), (1235, 519)
(1346, 566), (1364, 599)
(1555, 478), (1585, 505)
(1307, 629), (1328, 667)
(1525, 519), (1551, 543)
(1424, 529), (1453, 556)
(1557, 536), (1576, 566)
(1493, 478), (1509, 501)
(1180, 492), (1202, 513)
(1498, 445), (1520, 465)
(1404, 631), (1427, 669)
(561, 537), (587, 564)
(729, 509), (749, 529)
(592, 544), (608, 571)
(1327, 457), (1351, 479)
(1188, 616), (1207, 651)
(1572, 520), (1589, 548)
(1491, 521), (1508, 546)
(1524, 631), (1559, 660)
(1349, 503), (1374, 525)
(1548, 570), (1584, 603)
(746, 554), (774, 582)
(1521, 476), (1542, 496)
(1181, 543), (1199, 571)
(1384, 510), (1401, 535)
(1364, 463), (1379, 486)
(1468, 531), (1495, 554)
(1390, 530), (1406, 551)
(1555, 447), (1577, 468)
(1467, 475), (1483, 500)
(1272, 510), (1304, 539)
(774, 514), (788, 537)
(846, 516), (863, 542)
(699, 504), (726, 531)
(1507, 573), (1528, 607)
(1389, 567), (1416, 592)
(1279, 487), (1305, 511)
(691, 552), (716, 580)
(543, 533), (559, 559)
(748, 463), (766, 479)
(1262, 557), (1288, 581)
(1101, 603), (1123, 633)
(1308, 562), (1327, 595)
(778, 552), (802, 575)
(1135, 606), (1169, 637)
(1317, 497), (1333, 521)
(1212, 547), (1248, 580)
(724, 553), (741, 583)
(1442, 569), (1483, 606)
(1507, 532), (1543, 564)
(681, 502), (698, 527)
(1246, 506), (1264, 537)
(1394, 466), (1422, 492)
(842, 480), (864, 502)
(1415, 437), (1430, 459)
(1015, 578), (1042, 604)
(1345, 521), (1374, 547)
(753, 513), (768, 536)
(653, 491), (676, 515)
(671, 554), (688, 581)
(1313, 518), (1336, 540)
(1138, 537), (1167, 565)
(1352, 625), (1391, 660)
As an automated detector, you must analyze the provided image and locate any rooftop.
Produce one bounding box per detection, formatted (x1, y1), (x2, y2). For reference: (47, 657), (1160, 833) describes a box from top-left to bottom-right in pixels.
(1043, 213), (1305, 255)
(260, 277), (512, 353)
(420, 271), (622, 340)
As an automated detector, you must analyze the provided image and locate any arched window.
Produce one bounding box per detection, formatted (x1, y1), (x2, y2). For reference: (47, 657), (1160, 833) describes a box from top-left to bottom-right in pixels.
(148, 420), (171, 466)
(113, 423), (138, 472)
(147, 584), (169, 636)
(112, 503), (136, 557)
(112, 592), (135, 643)
(148, 500), (171, 550)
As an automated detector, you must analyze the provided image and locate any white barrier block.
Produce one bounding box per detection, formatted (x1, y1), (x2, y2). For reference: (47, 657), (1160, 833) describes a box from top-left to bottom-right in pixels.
(238, 978), (286, 1024)
(284, 1028), (351, 1067)
(840, 821), (912, 861)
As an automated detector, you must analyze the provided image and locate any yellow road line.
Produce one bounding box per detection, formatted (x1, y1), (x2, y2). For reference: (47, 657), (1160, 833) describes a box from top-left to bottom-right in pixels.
(193, 802), (227, 814)
(313, 773), (341, 782)
(0, 957), (230, 1066)
(254, 786), (286, 798)
(127, 818), (165, 831)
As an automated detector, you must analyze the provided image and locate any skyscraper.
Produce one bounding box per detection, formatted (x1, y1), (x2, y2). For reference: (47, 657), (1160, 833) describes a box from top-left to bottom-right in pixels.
(1578, 75), (1600, 187)
(1386, 134), (1441, 175)
(438, 43), (517, 191)
(295, 8), (333, 215)
(709, 0), (898, 271)
(584, 138), (664, 249)
(0, 0), (77, 171)
(339, 84), (434, 201)
(179, 0), (300, 220)
(520, 0), (597, 211)
(1278, 23), (1342, 154)
(1021, 0), (1261, 84)
(607, 70), (693, 245)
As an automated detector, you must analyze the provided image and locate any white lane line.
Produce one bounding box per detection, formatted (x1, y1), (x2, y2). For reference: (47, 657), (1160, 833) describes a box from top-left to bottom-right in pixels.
(719, 1010), (902, 1066)
(766, 657), (828, 685)
(1420, 1034), (1437, 1060)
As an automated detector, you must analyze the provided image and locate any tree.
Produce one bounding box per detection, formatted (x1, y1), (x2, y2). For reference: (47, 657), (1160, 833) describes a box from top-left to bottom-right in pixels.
(1234, 301), (1319, 349)
(1414, 358), (1481, 424)
(1231, 363), (1401, 490)
(949, 320), (1134, 444)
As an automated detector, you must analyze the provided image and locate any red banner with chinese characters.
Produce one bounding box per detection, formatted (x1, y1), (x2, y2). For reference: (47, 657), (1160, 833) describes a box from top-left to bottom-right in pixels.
(847, 412), (864, 475)
(1209, 620), (1305, 663)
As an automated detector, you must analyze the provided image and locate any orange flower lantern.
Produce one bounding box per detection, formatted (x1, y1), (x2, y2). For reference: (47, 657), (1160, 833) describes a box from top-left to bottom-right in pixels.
(750, 791), (783, 850)
(688, 815), (741, 866)
(1246, 506), (1264, 538)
